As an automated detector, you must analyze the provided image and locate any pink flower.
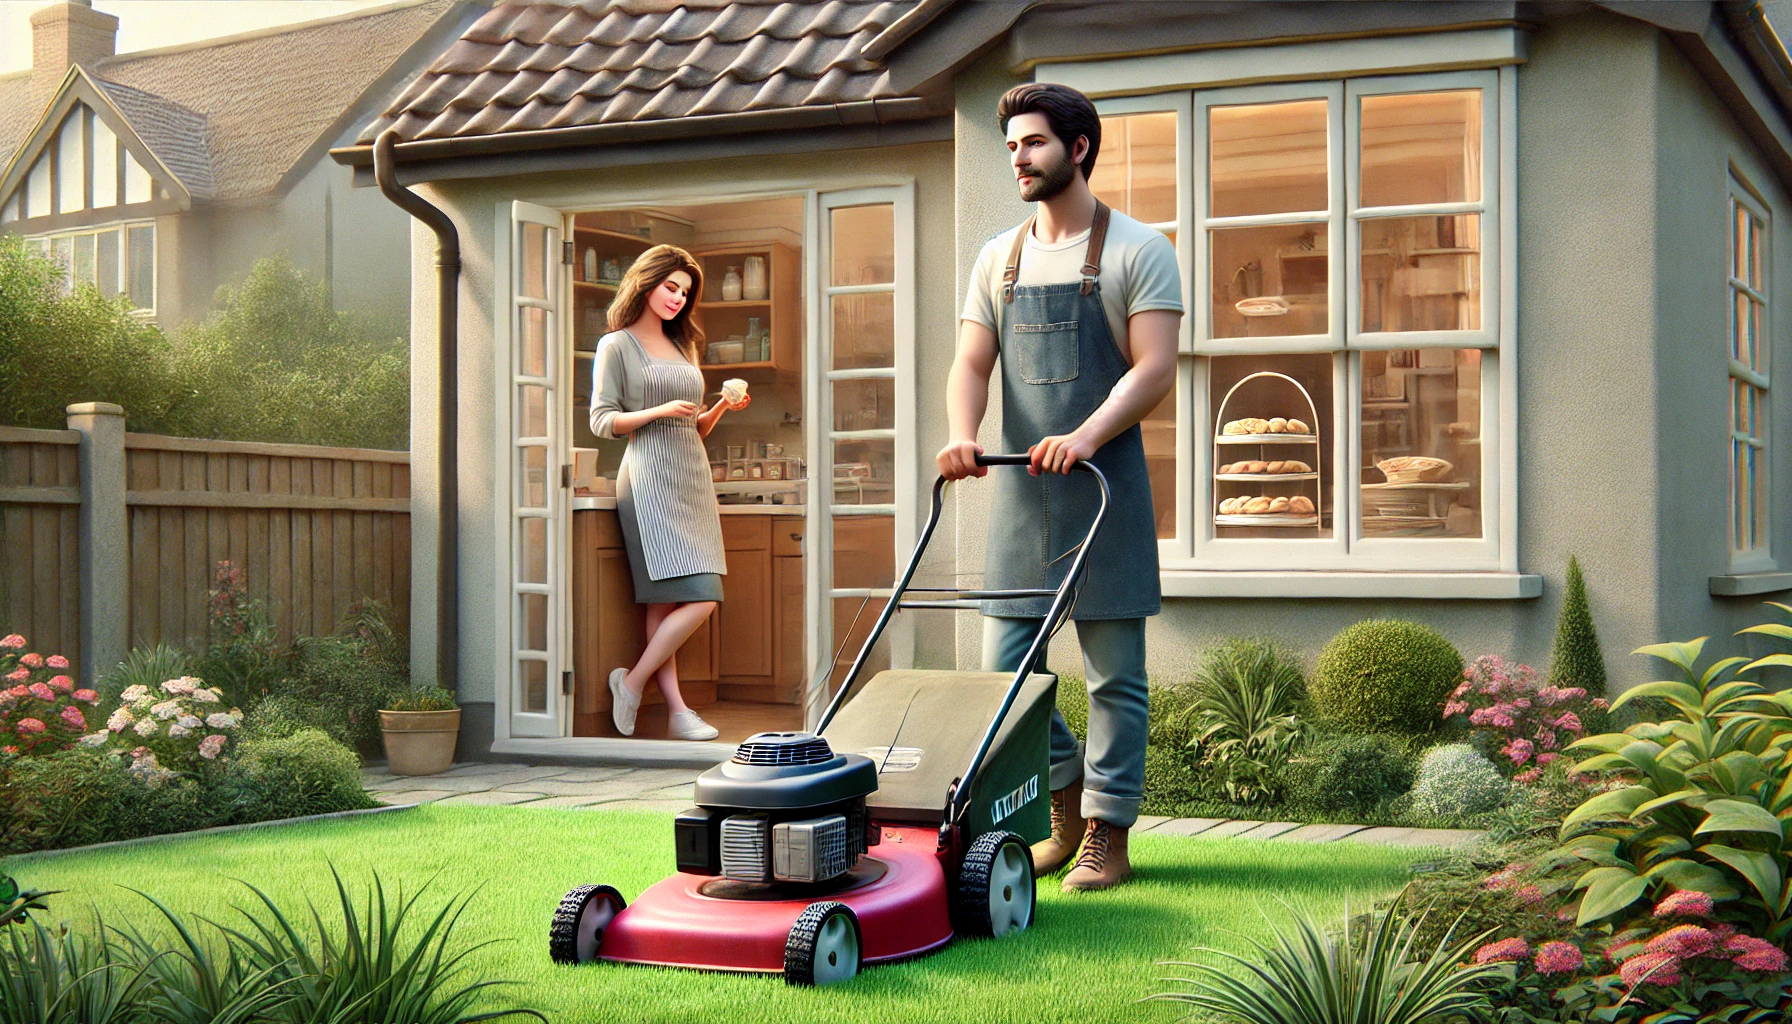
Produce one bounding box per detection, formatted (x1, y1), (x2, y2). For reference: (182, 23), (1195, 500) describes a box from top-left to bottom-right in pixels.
(46, 675), (72, 693)
(1514, 768), (1543, 785)
(0, 634), (24, 649)
(1647, 925), (1714, 958)
(198, 734), (227, 760)
(45, 655), (68, 669)
(1536, 752), (1562, 767)
(1591, 697), (1610, 711)
(72, 689), (97, 704)
(18, 653), (42, 669)
(1503, 738), (1535, 766)
(1534, 941), (1584, 975)
(1723, 935), (1789, 973)
(1652, 891), (1713, 919)
(27, 682), (53, 702)
(15, 718), (45, 736)
(1619, 951), (1681, 987)
(1552, 711), (1583, 734)
(1514, 884), (1547, 907)
(4, 685), (25, 699)
(5, 668), (29, 682)
(1443, 701), (1469, 718)
(1473, 937), (1531, 963)
(1, 745), (15, 755)
(58, 706), (85, 731)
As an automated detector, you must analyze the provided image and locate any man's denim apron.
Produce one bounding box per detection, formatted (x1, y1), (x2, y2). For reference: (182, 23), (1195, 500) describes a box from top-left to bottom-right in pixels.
(981, 201), (1158, 826)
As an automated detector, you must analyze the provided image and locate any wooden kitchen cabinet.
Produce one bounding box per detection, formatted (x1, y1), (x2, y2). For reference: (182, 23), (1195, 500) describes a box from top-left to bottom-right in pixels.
(718, 517), (771, 678)
(718, 515), (807, 706)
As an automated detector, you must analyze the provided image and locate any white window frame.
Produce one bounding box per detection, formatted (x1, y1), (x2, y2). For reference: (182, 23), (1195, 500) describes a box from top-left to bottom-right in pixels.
(1098, 66), (1514, 575)
(1728, 171), (1772, 571)
(25, 219), (156, 316)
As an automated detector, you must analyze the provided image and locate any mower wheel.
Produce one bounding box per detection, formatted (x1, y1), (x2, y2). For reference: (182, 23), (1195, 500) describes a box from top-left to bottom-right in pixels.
(955, 830), (1034, 938)
(549, 884), (625, 965)
(783, 901), (861, 986)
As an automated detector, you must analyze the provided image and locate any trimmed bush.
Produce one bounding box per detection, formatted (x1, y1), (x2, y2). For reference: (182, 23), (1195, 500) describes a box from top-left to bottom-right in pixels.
(1311, 619), (1464, 734)
(1143, 744), (1201, 808)
(0, 748), (208, 854)
(222, 729), (375, 822)
(1285, 734), (1414, 816)
(1408, 743), (1509, 819)
(1549, 555), (1607, 697)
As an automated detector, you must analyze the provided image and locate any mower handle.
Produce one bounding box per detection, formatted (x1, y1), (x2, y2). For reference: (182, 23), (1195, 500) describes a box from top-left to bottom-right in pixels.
(814, 454), (1111, 828)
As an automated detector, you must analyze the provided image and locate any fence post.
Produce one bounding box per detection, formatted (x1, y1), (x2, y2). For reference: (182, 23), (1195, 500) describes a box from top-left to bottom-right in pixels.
(67, 403), (128, 689)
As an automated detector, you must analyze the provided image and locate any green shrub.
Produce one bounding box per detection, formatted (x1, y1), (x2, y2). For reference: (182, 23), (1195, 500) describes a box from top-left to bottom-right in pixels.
(221, 730), (373, 823)
(384, 687), (457, 712)
(1284, 733), (1415, 817)
(1185, 638), (1307, 806)
(1549, 554), (1607, 696)
(1056, 673), (1088, 742)
(1311, 619), (1463, 734)
(1407, 743), (1509, 819)
(1143, 744), (1202, 808)
(190, 562), (287, 708)
(0, 748), (208, 855)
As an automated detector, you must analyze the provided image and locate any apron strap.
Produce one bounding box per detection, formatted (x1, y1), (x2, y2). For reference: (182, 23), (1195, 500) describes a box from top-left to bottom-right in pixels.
(1079, 200), (1111, 296)
(1001, 212), (1036, 304)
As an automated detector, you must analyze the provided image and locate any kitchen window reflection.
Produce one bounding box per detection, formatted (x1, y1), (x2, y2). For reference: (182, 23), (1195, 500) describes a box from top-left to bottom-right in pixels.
(1359, 349), (1481, 538)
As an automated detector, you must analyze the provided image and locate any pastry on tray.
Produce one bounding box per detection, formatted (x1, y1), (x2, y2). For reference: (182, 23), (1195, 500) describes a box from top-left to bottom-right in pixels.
(1268, 496), (1291, 513)
(1376, 456), (1453, 483)
(1289, 495), (1315, 515)
(1243, 496), (1273, 514)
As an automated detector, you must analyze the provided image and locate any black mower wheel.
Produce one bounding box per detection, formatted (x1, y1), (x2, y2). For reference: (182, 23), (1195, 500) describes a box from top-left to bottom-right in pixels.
(549, 884), (625, 965)
(783, 901), (862, 986)
(955, 830), (1035, 938)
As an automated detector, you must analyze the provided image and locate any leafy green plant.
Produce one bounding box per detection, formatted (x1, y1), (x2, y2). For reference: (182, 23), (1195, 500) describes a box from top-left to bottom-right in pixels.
(1312, 620), (1464, 735)
(108, 892), (298, 1024)
(98, 644), (191, 704)
(0, 875), (55, 928)
(1186, 638), (1308, 805)
(1409, 744), (1510, 820)
(1148, 885), (1501, 1024)
(1550, 555), (1608, 697)
(192, 561), (287, 709)
(384, 688), (458, 713)
(1557, 607), (1792, 938)
(220, 729), (375, 822)
(1286, 734), (1416, 818)
(0, 914), (156, 1024)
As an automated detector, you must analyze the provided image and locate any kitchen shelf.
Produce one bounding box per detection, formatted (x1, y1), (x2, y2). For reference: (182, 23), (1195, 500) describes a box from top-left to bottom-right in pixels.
(704, 300), (773, 309)
(573, 280), (618, 291)
(701, 360), (777, 373)
(1362, 481), (1470, 492)
(1215, 514), (1321, 527)
(1215, 472), (1319, 482)
(1216, 433), (1318, 445)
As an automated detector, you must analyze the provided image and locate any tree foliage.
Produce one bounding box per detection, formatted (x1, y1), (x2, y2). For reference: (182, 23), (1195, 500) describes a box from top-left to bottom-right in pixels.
(1550, 555), (1608, 697)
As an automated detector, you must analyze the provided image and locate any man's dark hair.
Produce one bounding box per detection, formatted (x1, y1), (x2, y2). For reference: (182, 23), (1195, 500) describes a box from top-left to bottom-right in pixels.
(998, 83), (1101, 180)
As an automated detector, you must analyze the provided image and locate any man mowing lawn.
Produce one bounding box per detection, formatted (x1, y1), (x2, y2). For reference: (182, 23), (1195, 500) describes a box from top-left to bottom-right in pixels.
(939, 83), (1183, 892)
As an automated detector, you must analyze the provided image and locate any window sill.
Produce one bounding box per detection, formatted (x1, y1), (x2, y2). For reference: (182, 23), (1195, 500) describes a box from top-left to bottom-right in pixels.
(1161, 570), (1542, 600)
(1709, 572), (1792, 597)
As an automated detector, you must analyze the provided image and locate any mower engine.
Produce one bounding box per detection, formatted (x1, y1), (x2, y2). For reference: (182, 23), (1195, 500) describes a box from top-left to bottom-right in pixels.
(676, 732), (878, 885)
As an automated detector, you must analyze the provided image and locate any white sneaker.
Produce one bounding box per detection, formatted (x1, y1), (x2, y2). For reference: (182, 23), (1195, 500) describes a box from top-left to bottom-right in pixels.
(667, 709), (719, 741)
(609, 668), (639, 736)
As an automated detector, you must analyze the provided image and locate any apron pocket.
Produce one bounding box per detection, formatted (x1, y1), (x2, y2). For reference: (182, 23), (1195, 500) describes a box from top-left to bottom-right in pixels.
(1010, 321), (1081, 384)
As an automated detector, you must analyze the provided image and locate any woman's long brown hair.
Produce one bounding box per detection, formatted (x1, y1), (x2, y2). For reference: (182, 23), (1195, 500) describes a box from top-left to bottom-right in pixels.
(607, 245), (705, 363)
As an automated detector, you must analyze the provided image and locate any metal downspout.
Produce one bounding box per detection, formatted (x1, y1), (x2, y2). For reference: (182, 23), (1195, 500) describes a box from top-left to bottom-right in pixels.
(373, 129), (460, 696)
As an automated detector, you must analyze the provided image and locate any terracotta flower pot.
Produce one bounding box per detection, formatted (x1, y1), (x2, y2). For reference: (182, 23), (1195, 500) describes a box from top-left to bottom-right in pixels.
(379, 708), (461, 776)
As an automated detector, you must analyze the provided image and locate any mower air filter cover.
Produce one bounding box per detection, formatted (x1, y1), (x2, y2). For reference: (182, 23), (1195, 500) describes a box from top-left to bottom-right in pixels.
(694, 733), (877, 811)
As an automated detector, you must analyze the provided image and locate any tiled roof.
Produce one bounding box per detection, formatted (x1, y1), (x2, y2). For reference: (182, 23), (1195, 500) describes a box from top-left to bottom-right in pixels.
(97, 80), (215, 200)
(360, 0), (933, 144)
(0, 73), (34, 171)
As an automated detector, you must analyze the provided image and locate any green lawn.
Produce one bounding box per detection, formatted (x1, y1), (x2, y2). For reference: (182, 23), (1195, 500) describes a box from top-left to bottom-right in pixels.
(6, 805), (1432, 1024)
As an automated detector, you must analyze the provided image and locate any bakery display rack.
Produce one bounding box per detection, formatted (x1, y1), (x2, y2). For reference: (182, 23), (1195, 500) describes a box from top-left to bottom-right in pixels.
(1212, 371), (1323, 531)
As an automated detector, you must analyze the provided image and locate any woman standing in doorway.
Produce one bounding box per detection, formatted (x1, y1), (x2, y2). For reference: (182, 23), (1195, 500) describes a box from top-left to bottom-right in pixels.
(590, 245), (749, 740)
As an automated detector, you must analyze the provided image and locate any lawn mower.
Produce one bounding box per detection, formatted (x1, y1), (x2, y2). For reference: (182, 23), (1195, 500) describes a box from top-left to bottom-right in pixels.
(548, 454), (1110, 985)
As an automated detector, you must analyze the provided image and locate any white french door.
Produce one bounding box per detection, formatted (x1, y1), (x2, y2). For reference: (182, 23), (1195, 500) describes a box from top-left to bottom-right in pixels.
(806, 186), (915, 725)
(506, 201), (569, 737)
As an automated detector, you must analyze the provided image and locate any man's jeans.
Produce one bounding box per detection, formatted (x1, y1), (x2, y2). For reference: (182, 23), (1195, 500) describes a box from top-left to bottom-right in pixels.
(981, 616), (1148, 828)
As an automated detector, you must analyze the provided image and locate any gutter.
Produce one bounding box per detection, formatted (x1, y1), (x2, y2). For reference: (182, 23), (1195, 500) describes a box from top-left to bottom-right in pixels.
(1724, 0), (1792, 116)
(331, 95), (944, 171)
(373, 128), (460, 697)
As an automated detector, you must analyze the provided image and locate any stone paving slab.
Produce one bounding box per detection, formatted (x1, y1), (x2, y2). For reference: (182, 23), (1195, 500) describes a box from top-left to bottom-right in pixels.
(1199, 819), (1269, 838)
(371, 789), (459, 804)
(1149, 817), (1226, 836)
(437, 791), (549, 806)
(494, 779), (640, 797)
(527, 795), (618, 809)
(1132, 815), (1171, 833)
(1272, 823), (1370, 843)
(1233, 821), (1303, 840)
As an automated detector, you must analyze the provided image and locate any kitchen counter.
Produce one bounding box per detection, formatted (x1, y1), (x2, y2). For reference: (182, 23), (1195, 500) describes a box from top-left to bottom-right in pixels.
(572, 495), (804, 514)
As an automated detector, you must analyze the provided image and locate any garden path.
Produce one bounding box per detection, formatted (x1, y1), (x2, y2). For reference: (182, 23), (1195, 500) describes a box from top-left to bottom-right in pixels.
(361, 763), (1487, 849)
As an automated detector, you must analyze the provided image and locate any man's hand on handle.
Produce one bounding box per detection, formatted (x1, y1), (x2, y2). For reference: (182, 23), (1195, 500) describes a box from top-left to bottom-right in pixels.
(1029, 430), (1096, 475)
(936, 439), (987, 480)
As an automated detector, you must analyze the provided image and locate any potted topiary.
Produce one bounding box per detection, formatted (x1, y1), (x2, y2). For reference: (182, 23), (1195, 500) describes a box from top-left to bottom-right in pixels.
(378, 687), (460, 776)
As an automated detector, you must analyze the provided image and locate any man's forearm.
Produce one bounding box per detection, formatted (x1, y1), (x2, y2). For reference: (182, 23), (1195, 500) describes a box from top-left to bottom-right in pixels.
(1073, 363), (1173, 450)
(946, 358), (992, 444)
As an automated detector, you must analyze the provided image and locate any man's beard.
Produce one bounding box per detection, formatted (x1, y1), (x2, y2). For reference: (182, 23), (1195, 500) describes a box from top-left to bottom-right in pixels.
(1018, 153), (1076, 202)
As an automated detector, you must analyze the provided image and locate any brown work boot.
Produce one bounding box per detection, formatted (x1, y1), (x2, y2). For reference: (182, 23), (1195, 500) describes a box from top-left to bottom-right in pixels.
(1062, 818), (1132, 892)
(1029, 780), (1086, 875)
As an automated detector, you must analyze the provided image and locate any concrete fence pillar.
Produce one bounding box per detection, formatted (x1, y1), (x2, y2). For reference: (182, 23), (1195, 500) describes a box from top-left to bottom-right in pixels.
(67, 402), (127, 689)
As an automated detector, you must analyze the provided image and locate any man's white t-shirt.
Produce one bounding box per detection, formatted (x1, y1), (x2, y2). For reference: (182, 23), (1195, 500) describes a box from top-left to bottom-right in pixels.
(961, 208), (1184, 354)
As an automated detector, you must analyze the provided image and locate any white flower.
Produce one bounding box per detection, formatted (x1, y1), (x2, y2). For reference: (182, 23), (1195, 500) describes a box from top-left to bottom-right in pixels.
(168, 723), (190, 738)
(119, 685), (149, 703)
(151, 700), (182, 720)
(190, 688), (220, 704)
(161, 678), (195, 696)
(177, 715), (203, 730)
(133, 718), (159, 737)
(204, 712), (238, 730)
(79, 731), (110, 747)
(107, 708), (136, 732)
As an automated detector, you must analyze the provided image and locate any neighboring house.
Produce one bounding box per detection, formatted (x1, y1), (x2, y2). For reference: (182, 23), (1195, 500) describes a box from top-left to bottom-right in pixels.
(332, 0), (1792, 761)
(0, 0), (478, 328)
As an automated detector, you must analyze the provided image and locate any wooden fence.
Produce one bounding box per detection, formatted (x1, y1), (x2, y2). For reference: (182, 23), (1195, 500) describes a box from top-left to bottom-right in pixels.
(0, 411), (410, 682)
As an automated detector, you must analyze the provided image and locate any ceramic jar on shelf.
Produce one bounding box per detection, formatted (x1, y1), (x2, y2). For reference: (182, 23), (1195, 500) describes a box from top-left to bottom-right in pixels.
(722, 266), (743, 302)
(742, 255), (767, 300)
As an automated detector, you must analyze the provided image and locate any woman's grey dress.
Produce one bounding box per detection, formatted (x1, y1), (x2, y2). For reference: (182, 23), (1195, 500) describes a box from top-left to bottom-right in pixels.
(589, 329), (726, 604)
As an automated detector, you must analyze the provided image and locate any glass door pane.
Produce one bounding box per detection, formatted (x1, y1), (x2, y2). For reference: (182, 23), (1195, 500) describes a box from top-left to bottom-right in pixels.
(510, 202), (564, 737)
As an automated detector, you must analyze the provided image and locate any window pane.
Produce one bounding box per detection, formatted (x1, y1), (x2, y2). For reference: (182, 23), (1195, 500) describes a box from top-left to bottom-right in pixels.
(520, 222), (547, 299)
(1209, 99), (1328, 218)
(1360, 349), (1481, 538)
(832, 377), (894, 432)
(1734, 290), (1749, 363)
(832, 437), (893, 506)
(95, 229), (119, 298)
(127, 225), (153, 308)
(1360, 215), (1480, 332)
(1091, 111), (1177, 224)
(1210, 223), (1327, 338)
(1359, 90), (1482, 208)
(1143, 386), (1177, 539)
(51, 236), (73, 292)
(1210, 353), (1331, 538)
(522, 594), (548, 653)
(521, 517), (547, 585)
(520, 445), (547, 508)
(520, 659), (548, 713)
(72, 233), (95, 287)
(519, 384), (548, 439)
(831, 292), (894, 370)
(521, 306), (548, 377)
(832, 514), (893, 590)
(830, 204), (894, 286)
